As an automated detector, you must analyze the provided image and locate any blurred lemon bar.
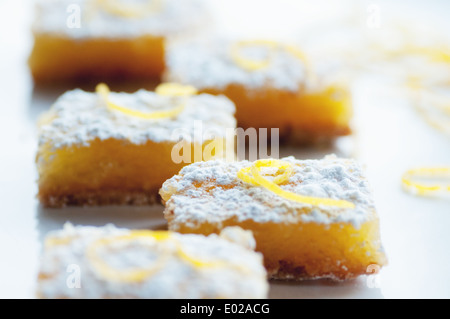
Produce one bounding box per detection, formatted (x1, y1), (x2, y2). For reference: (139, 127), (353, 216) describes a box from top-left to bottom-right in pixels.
(36, 83), (236, 207)
(37, 223), (268, 299)
(29, 0), (210, 83)
(164, 38), (353, 144)
(160, 155), (387, 281)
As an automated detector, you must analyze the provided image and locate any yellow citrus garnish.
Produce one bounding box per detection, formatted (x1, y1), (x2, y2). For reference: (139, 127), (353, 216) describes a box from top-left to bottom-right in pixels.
(154, 82), (198, 97)
(230, 40), (315, 81)
(176, 245), (227, 269)
(383, 44), (450, 63)
(238, 159), (293, 185)
(402, 167), (450, 196)
(414, 103), (450, 135)
(95, 0), (163, 19)
(44, 236), (74, 248)
(230, 40), (278, 71)
(406, 77), (450, 135)
(86, 230), (243, 283)
(96, 83), (197, 120)
(86, 230), (172, 283)
(238, 159), (356, 209)
(175, 241), (251, 274)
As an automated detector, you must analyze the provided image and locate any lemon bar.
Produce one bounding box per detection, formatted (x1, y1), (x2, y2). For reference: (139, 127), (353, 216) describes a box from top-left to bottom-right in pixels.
(36, 83), (236, 207)
(37, 223), (268, 299)
(29, 0), (210, 83)
(164, 38), (353, 144)
(160, 155), (387, 281)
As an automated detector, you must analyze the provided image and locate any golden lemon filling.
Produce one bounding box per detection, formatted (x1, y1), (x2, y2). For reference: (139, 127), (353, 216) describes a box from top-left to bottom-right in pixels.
(204, 84), (352, 142)
(29, 35), (165, 83)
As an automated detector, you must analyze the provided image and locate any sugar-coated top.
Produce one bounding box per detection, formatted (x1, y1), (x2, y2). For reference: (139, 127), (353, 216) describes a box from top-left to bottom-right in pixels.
(160, 155), (377, 229)
(164, 37), (348, 92)
(37, 223), (268, 299)
(38, 88), (236, 149)
(165, 37), (309, 92)
(33, 0), (210, 38)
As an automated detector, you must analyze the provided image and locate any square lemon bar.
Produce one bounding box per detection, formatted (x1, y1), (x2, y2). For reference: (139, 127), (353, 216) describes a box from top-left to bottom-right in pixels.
(164, 38), (353, 144)
(37, 223), (268, 299)
(160, 155), (387, 281)
(36, 83), (236, 207)
(29, 0), (210, 83)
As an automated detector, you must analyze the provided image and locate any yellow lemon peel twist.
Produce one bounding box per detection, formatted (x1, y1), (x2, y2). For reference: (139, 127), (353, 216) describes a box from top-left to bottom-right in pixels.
(95, 0), (163, 19)
(383, 44), (450, 63)
(230, 40), (315, 82)
(155, 82), (199, 97)
(86, 230), (235, 283)
(96, 83), (197, 120)
(44, 236), (75, 248)
(176, 246), (227, 269)
(86, 230), (172, 283)
(406, 77), (450, 135)
(238, 159), (356, 209)
(230, 40), (278, 71)
(402, 167), (450, 196)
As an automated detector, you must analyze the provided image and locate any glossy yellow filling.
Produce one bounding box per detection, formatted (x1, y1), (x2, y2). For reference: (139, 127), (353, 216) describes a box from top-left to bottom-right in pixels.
(171, 216), (386, 280)
(202, 84), (352, 140)
(37, 138), (225, 206)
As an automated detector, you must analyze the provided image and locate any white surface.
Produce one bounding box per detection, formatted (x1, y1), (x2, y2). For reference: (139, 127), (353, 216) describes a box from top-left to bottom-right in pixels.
(0, 0), (449, 299)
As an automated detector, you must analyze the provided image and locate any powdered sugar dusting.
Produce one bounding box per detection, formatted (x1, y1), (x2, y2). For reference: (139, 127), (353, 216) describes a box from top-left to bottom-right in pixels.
(33, 0), (211, 39)
(37, 223), (268, 299)
(38, 89), (236, 149)
(164, 36), (349, 92)
(161, 155), (376, 229)
(164, 37), (309, 92)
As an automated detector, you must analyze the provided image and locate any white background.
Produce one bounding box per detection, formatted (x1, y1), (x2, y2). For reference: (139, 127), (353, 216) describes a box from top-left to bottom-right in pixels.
(0, 0), (449, 298)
